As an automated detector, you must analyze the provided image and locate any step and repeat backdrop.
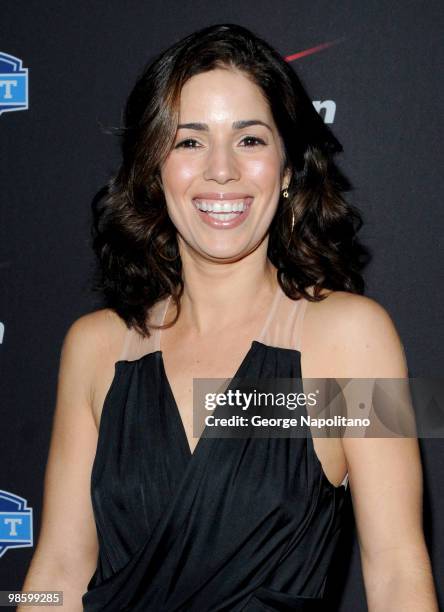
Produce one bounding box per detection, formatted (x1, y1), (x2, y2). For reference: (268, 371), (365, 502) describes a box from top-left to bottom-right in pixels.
(1, 1), (443, 610)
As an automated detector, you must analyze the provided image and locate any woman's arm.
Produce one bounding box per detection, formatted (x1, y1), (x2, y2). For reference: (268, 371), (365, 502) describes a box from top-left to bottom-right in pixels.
(18, 314), (104, 611)
(329, 295), (438, 611)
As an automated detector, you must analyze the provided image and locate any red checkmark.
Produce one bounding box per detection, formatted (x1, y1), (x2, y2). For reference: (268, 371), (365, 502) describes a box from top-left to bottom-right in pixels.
(285, 37), (345, 62)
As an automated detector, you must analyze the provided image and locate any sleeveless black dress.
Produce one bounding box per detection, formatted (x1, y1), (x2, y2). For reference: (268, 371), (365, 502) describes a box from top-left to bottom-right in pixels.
(82, 283), (350, 611)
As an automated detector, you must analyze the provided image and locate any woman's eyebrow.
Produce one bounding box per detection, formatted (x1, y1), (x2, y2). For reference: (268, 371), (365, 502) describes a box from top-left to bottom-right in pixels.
(177, 119), (272, 132)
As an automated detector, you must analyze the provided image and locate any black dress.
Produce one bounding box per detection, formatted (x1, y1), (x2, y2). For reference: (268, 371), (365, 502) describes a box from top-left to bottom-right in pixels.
(82, 283), (349, 611)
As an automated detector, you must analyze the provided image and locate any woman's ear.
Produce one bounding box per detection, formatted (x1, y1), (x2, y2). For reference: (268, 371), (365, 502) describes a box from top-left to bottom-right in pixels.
(282, 167), (292, 191)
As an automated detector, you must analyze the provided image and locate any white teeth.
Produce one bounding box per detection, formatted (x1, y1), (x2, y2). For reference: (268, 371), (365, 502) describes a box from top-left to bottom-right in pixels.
(207, 212), (239, 221)
(193, 199), (249, 213)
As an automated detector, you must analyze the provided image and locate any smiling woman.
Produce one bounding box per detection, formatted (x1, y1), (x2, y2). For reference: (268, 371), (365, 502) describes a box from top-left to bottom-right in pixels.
(19, 22), (438, 612)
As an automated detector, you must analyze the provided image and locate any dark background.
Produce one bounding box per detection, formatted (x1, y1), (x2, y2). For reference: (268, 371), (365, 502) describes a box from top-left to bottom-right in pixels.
(1, 1), (442, 609)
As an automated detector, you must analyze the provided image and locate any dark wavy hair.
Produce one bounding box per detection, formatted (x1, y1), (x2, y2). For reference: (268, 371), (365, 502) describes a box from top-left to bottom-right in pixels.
(90, 23), (371, 337)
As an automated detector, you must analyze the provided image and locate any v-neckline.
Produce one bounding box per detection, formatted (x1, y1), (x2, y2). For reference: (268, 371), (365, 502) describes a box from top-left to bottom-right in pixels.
(158, 282), (282, 460)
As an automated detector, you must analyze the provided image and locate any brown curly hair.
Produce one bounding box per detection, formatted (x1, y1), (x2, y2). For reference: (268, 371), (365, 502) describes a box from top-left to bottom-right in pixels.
(90, 23), (371, 337)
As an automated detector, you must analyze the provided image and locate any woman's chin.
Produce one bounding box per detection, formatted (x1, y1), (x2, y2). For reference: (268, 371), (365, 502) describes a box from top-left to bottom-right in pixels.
(195, 245), (254, 263)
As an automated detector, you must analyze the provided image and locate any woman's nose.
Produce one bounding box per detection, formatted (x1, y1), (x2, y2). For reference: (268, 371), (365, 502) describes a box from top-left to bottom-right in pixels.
(203, 143), (241, 183)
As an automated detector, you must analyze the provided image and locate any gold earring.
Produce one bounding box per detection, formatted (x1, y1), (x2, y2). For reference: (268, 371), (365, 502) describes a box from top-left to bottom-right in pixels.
(286, 207), (295, 249)
(282, 189), (289, 198)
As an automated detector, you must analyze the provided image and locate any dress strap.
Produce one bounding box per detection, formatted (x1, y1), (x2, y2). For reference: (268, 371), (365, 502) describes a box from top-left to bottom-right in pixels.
(261, 287), (309, 352)
(117, 298), (169, 362)
(291, 297), (309, 353)
(117, 325), (134, 362)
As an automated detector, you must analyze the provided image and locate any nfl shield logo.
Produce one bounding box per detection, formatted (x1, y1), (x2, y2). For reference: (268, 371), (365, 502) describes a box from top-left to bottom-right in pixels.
(0, 489), (33, 557)
(0, 52), (29, 116)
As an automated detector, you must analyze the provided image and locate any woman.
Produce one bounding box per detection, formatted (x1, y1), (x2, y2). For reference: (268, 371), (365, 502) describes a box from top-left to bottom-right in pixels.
(20, 23), (438, 611)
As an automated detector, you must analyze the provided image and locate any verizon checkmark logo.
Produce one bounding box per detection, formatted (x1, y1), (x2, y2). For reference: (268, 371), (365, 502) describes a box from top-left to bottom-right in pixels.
(285, 37), (345, 62)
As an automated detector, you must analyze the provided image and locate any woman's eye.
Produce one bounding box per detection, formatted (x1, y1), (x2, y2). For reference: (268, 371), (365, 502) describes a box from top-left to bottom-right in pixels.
(240, 136), (266, 147)
(175, 138), (200, 149)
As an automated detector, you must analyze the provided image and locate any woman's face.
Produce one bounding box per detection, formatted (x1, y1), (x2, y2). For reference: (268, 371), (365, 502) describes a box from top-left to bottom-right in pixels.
(160, 68), (290, 262)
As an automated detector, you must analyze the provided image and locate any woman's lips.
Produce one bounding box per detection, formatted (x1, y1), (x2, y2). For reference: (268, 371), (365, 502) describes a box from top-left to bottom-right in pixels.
(192, 196), (253, 229)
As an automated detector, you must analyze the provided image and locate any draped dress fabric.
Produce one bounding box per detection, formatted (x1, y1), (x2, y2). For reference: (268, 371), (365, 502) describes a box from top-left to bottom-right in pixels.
(82, 284), (350, 611)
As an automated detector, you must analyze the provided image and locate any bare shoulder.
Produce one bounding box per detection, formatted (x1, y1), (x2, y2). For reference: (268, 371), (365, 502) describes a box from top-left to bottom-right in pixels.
(302, 289), (408, 378)
(300, 289), (409, 486)
(304, 288), (391, 327)
(64, 307), (128, 356)
(62, 308), (128, 427)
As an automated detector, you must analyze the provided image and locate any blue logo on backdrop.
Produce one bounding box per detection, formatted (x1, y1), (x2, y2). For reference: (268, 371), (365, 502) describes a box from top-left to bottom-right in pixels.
(0, 489), (33, 557)
(0, 52), (29, 116)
